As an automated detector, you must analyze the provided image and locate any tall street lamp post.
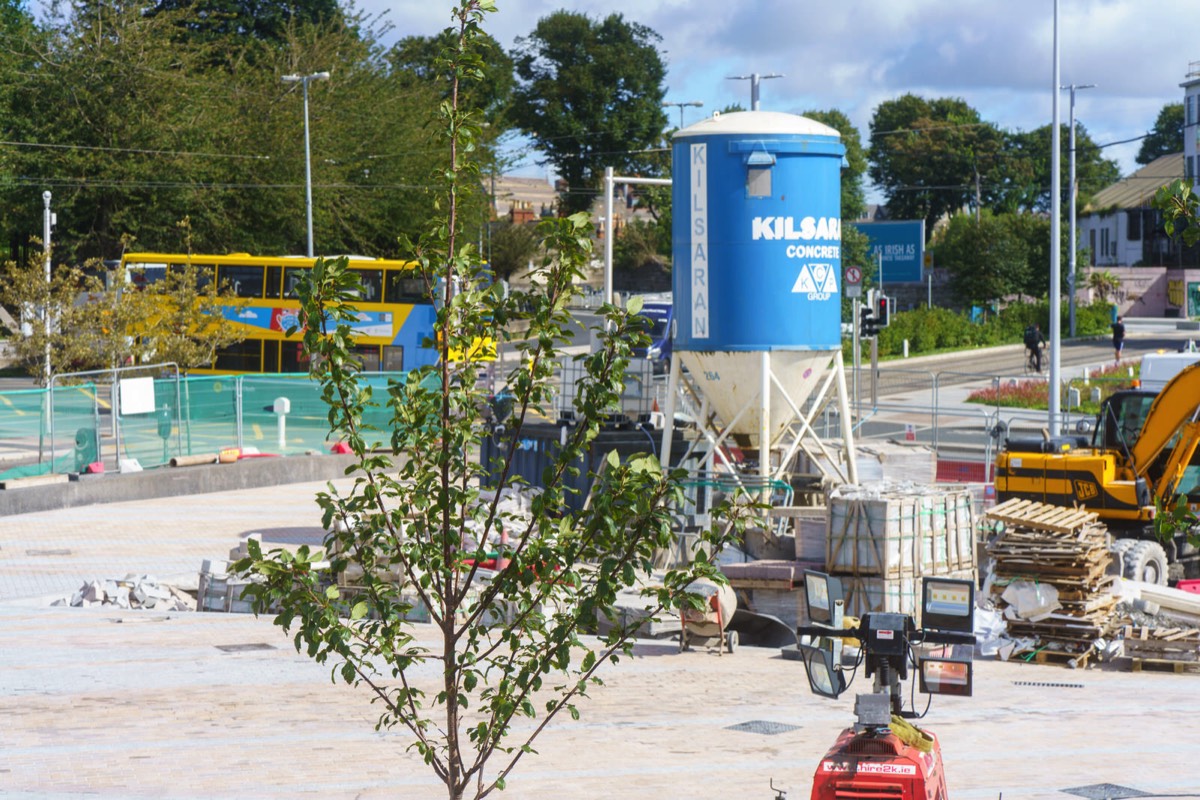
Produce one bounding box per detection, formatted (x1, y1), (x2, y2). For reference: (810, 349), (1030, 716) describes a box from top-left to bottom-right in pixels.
(663, 100), (703, 129)
(1062, 82), (1096, 339)
(282, 71), (330, 258)
(726, 73), (783, 111)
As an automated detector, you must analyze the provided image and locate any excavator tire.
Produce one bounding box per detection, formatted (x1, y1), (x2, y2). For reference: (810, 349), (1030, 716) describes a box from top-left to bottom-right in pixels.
(1124, 541), (1169, 586)
(1110, 538), (1137, 573)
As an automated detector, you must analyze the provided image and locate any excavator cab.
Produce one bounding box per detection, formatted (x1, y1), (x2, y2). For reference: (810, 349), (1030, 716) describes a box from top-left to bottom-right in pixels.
(1095, 390), (1155, 454)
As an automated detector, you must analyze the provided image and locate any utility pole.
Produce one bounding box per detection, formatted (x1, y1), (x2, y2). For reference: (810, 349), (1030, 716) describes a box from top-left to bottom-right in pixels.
(1062, 82), (1096, 339)
(726, 73), (783, 111)
(1048, 0), (1062, 433)
(42, 191), (53, 385)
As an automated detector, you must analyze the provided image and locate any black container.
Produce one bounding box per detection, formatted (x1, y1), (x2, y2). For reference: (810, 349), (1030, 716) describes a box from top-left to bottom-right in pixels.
(480, 422), (691, 512)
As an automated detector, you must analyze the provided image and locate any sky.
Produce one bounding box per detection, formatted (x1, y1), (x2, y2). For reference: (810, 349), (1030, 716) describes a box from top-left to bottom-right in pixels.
(369, 0), (1199, 193)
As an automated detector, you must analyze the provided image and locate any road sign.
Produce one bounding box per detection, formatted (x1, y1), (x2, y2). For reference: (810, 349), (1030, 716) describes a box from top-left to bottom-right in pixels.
(845, 266), (862, 285)
(846, 286), (862, 298)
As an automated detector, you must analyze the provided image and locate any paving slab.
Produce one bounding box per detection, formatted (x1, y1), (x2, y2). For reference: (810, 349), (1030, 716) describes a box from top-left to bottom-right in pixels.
(0, 479), (1196, 798)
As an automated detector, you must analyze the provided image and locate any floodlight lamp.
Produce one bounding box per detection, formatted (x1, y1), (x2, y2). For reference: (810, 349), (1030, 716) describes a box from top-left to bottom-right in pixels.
(803, 571), (843, 628)
(921, 577), (975, 633)
(918, 657), (973, 697)
(804, 643), (846, 699)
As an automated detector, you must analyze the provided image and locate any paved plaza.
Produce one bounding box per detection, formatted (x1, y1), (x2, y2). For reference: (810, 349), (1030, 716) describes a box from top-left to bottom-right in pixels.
(0, 476), (1198, 799)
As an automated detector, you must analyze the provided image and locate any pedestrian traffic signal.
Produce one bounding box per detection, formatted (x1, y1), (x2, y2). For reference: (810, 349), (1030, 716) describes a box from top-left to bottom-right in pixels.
(860, 305), (879, 338)
(877, 295), (892, 328)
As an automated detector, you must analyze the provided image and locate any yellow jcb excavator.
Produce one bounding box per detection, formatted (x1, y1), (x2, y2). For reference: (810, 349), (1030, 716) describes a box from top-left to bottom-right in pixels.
(995, 362), (1200, 584)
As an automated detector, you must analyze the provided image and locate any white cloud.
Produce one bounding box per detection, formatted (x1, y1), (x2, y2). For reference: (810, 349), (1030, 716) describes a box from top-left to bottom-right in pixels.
(373, 0), (1200, 178)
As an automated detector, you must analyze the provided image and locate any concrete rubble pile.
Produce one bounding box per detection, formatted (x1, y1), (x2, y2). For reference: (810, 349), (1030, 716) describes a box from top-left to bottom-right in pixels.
(982, 499), (1118, 668)
(198, 488), (540, 620)
(1111, 577), (1200, 672)
(54, 575), (195, 611)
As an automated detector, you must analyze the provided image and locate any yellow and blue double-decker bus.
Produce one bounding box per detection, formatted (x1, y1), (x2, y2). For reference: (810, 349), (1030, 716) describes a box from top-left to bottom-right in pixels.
(119, 253), (439, 374)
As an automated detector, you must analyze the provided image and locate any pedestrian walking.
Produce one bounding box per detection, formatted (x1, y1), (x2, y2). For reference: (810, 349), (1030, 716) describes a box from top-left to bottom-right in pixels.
(1112, 315), (1126, 362)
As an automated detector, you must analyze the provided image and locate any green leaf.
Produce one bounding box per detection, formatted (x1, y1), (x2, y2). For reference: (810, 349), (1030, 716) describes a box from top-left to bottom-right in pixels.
(325, 585), (340, 600)
(350, 601), (368, 621)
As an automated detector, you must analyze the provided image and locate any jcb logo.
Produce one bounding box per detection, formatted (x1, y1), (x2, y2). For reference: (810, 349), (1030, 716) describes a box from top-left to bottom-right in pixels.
(1074, 480), (1098, 501)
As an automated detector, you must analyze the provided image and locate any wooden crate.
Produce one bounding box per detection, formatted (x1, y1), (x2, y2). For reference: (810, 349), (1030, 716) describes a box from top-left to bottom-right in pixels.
(826, 487), (975, 578)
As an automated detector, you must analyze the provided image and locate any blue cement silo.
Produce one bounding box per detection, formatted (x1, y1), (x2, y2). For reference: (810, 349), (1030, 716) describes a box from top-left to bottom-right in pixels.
(671, 111), (845, 351)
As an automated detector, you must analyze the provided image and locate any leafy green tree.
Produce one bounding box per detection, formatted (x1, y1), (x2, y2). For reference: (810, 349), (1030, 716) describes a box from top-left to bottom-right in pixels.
(486, 220), (540, 280)
(148, 0), (341, 45)
(511, 11), (668, 214)
(389, 28), (514, 127)
(1137, 102), (1184, 165)
(935, 211), (1031, 307)
(868, 94), (1005, 236)
(805, 108), (867, 220)
(1003, 123), (1120, 215)
(234, 7), (750, 799)
(0, 3), (444, 261)
(613, 218), (667, 273)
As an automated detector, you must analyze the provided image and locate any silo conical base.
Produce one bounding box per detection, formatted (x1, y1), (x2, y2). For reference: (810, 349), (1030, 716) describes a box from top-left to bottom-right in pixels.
(660, 349), (858, 486)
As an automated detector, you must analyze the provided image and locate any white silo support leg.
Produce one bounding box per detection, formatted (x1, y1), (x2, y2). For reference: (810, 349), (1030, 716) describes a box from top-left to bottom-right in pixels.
(760, 351), (771, 487)
(834, 349), (858, 485)
(659, 354), (682, 471)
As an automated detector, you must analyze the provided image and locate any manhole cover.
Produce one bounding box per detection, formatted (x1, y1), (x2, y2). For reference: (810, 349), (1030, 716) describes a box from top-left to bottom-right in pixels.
(26, 549), (71, 557)
(215, 643), (276, 653)
(1014, 681), (1084, 689)
(725, 720), (800, 735)
(1062, 784), (1150, 800)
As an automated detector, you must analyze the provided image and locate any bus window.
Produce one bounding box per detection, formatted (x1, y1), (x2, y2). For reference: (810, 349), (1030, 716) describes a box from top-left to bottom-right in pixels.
(265, 265), (283, 299)
(383, 346), (404, 372)
(174, 263), (214, 292)
(284, 267), (312, 299)
(262, 339), (280, 372)
(215, 340), (263, 372)
(280, 341), (309, 373)
(353, 345), (381, 372)
(351, 269), (383, 303)
(386, 272), (428, 304)
(218, 265), (265, 299)
(127, 263), (167, 288)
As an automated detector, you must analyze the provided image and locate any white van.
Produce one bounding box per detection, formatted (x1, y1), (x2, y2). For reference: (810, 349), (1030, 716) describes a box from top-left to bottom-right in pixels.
(1140, 348), (1200, 392)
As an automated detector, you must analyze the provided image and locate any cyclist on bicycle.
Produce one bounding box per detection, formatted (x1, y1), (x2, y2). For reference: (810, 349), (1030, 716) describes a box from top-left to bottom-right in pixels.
(1023, 323), (1046, 372)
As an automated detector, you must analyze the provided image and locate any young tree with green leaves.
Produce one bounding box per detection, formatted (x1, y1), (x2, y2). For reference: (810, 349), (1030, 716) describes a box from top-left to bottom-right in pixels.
(234, 5), (750, 799)
(511, 10), (668, 215)
(0, 251), (245, 380)
(935, 210), (1031, 307)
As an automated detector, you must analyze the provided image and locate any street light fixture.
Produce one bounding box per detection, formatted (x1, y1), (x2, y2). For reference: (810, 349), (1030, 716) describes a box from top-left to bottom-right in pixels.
(1061, 82), (1096, 339)
(282, 71), (331, 258)
(663, 100), (703, 129)
(726, 73), (783, 111)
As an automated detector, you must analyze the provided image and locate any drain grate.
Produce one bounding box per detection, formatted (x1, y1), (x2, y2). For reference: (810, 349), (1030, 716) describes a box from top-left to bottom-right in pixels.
(26, 549), (72, 557)
(1013, 681), (1085, 689)
(215, 643), (276, 653)
(1062, 784), (1150, 800)
(726, 720), (800, 736)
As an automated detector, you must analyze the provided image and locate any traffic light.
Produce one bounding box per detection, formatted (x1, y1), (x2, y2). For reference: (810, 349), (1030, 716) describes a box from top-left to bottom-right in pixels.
(877, 295), (892, 328)
(860, 304), (879, 338)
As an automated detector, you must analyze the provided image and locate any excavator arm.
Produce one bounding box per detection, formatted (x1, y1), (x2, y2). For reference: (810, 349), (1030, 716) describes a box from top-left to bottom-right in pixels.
(1130, 362), (1200, 478)
(1152, 419), (1200, 501)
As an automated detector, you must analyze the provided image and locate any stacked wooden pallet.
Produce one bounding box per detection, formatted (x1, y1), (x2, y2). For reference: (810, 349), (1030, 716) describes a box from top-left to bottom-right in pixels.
(984, 498), (1117, 665)
(1123, 625), (1200, 673)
